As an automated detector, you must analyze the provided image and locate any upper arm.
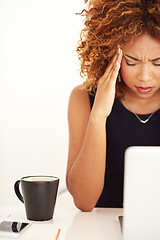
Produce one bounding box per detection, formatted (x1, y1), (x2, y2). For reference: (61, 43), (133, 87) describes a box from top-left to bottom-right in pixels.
(66, 85), (91, 183)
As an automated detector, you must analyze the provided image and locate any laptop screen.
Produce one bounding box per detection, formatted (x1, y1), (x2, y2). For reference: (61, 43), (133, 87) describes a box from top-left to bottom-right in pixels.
(123, 146), (160, 240)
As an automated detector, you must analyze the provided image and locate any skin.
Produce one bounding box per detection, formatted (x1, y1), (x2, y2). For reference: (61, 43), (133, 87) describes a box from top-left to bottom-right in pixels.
(66, 33), (160, 211)
(121, 34), (160, 114)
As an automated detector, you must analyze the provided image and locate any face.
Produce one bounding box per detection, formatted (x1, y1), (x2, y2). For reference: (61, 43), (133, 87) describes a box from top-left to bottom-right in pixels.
(120, 33), (160, 100)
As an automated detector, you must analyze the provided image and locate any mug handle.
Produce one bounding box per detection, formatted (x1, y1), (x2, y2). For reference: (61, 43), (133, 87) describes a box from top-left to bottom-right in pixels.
(14, 180), (24, 203)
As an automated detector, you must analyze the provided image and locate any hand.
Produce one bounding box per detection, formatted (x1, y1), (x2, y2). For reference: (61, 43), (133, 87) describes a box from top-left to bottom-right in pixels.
(91, 48), (123, 119)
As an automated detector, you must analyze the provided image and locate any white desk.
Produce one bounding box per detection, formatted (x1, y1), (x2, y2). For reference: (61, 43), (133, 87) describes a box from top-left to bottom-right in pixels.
(0, 191), (123, 240)
(55, 191), (123, 240)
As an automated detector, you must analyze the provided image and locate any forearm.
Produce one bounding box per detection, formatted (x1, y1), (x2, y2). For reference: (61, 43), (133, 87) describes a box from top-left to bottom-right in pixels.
(67, 112), (107, 211)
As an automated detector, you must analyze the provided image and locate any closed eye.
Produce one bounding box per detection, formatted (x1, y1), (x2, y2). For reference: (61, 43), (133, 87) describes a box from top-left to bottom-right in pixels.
(124, 53), (160, 66)
(152, 62), (160, 66)
(125, 60), (136, 66)
(123, 55), (138, 66)
(123, 54), (139, 66)
(126, 62), (160, 66)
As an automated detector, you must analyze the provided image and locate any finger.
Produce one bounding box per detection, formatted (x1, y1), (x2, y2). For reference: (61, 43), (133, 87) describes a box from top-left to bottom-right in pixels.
(100, 48), (121, 83)
(102, 53), (118, 80)
(108, 49), (123, 84)
(102, 49), (122, 85)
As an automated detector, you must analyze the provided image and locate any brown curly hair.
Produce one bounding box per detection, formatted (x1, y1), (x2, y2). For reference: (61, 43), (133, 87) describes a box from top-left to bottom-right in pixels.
(77, 0), (160, 97)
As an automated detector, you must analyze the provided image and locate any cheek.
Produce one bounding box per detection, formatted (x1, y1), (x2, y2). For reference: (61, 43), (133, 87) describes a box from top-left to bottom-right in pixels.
(154, 70), (160, 79)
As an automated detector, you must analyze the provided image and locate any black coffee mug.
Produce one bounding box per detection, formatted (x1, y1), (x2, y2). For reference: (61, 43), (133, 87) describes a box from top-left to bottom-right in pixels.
(14, 176), (59, 221)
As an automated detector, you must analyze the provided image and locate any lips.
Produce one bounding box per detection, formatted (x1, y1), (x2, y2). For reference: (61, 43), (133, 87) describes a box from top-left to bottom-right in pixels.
(135, 86), (153, 94)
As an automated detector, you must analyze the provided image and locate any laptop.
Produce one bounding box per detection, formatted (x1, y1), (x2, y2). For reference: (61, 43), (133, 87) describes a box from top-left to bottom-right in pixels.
(121, 146), (160, 240)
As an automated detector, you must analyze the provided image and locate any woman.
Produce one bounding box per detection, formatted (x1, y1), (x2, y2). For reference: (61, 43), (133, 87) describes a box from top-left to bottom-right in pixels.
(66, 0), (160, 211)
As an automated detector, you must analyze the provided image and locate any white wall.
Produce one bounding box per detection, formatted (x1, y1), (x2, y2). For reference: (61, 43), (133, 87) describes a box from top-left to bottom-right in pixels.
(0, 0), (85, 205)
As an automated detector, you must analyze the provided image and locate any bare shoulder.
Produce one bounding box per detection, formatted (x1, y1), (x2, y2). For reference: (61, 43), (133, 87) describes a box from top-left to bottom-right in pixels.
(68, 84), (90, 118)
(69, 84), (90, 104)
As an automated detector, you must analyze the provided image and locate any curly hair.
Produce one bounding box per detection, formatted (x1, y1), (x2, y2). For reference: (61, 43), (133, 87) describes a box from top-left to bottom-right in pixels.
(77, 0), (160, 97)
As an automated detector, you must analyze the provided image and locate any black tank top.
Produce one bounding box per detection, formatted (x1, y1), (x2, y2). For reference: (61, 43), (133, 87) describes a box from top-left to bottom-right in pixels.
(89, 93), (160, 208)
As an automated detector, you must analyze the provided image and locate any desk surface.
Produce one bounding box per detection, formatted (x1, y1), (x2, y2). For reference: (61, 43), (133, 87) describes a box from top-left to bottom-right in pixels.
(0, 191), (123, 240)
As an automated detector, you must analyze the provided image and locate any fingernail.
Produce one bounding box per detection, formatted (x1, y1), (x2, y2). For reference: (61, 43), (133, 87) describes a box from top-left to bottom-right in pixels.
(117, 44), (120, 54)
(116, 61), (119, 66)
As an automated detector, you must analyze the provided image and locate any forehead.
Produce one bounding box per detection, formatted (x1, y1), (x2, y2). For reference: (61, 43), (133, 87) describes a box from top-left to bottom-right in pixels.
(122, 34), (160, 57)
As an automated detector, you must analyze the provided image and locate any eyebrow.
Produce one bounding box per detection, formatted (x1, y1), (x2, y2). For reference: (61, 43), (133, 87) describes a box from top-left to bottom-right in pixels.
(124, 54), (140, 61)
(124, 54), (160, 62)
(150, 57), (160, 61)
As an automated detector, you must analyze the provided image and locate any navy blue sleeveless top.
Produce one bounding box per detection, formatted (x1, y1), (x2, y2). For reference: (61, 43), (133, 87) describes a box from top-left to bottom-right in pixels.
(89, 94), (160, 208)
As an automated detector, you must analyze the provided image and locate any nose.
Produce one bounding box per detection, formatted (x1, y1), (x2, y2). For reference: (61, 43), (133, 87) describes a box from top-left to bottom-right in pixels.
(137, 63), (153, 82)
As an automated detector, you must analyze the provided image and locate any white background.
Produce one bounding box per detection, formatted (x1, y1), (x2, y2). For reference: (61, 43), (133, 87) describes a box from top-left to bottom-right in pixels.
(0, 0), (85, 205)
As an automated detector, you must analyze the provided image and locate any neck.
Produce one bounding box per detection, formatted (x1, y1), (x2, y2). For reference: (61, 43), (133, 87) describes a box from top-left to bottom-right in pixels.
(122, 89), (160, 114)
(123, 95), (160, 115)
(124, 95), (159, 124)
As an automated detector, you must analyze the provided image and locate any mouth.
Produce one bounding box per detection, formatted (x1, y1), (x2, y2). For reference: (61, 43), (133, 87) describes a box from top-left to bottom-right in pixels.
(135, 86), (154, 94)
